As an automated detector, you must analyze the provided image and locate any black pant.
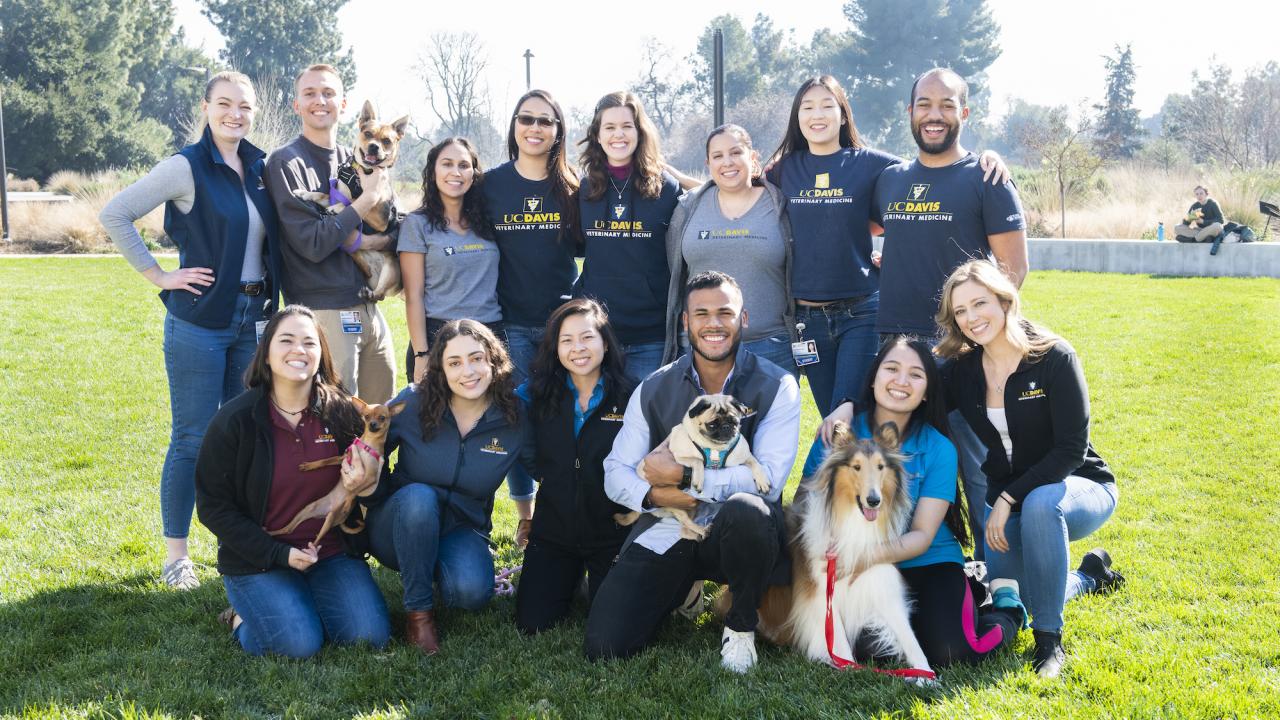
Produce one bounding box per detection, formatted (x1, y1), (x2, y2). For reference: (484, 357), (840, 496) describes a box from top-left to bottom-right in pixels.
(899, 562), (1020, 666)
(583, 494), (781, 660)
(515, 539), (619, 635)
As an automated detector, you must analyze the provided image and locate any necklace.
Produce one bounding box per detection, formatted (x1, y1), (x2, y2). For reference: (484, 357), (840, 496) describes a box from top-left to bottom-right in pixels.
(271, 396), (307, 416)
(982, 353), (1018, 393)
(608, 173), (630, 220)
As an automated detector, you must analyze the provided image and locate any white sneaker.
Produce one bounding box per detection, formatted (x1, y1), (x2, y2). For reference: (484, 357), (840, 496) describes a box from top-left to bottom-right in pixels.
(720, 627), (757, 674)
(161, 557), (200, 590)
(674, 580), (705, 619)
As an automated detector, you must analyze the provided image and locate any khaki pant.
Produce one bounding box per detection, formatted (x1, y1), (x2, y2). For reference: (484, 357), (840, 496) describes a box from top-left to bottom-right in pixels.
(1174, 222), (1223, 242)
(314, 303), (397, 404)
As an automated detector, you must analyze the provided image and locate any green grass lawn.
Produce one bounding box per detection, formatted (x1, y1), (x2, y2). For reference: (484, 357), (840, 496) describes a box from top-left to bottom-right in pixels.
(1, 257), (1278, 719)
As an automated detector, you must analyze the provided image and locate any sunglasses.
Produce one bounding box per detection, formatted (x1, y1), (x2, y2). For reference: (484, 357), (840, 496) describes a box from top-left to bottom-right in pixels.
(514, 114), (558, 128)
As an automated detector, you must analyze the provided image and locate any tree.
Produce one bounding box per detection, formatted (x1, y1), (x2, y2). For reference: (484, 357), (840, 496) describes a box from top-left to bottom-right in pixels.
(200, 0), (356, 97)
(835, 0), (1002, 151)
(629, 38), (695, 136)
(691, 15), (760, 107)
(997, 99), (1063, 165)
(0, 0), (174, 179)
(1163, 62), (1280, 169)
(1093, 44), (1143, 159)
(413, 32), (502, 164)
(1016, 106), (1105, 238)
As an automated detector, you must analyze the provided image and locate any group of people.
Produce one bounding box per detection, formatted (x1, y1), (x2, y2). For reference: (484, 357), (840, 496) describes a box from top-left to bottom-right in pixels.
(102, 61), (1126, 680)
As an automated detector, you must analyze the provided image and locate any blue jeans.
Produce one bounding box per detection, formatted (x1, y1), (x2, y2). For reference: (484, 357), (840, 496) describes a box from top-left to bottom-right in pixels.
(743, 332), (799, 378)
(985, 478), (1119, 633)
(504, 323), (546, 386)
(161, 293), (264, 538)
(949, 409), (989, 562)
(622, 340), (666, 384)
(366, 483), (495, 612)
(222, 553), (390, 658)
(794, 294), (879, 417)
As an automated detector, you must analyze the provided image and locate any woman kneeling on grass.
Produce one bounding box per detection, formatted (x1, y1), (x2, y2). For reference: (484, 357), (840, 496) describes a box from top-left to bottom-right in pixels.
(195, 305), (390, 658)
(935, 260), (1125, 678)
(362, 320), (534, 654)
(513, 298), (636, 634)
(810, 336), (1023, 667)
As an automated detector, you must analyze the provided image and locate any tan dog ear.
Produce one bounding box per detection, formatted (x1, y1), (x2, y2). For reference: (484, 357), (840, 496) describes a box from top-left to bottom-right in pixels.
(350, 396), (370, 413)
(359, 100), (376, 124)
(388, 401), (407, 416)
(391, 115), (410, 139)
(829, 421), (855, 449)
(875, 421), (901, 450)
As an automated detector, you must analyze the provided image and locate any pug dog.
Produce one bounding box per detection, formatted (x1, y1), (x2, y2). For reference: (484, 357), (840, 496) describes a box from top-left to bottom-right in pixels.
(293, 100), (407, 301)
(614, 394), (770, 540)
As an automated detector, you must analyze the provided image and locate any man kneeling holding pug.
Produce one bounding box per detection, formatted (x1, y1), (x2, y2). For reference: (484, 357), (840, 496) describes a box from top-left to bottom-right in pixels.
(584, 271), (801, 673)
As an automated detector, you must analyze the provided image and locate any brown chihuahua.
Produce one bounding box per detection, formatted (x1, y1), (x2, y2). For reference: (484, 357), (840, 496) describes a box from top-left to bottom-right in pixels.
(292, 99), (408, 301)
(268, 396), (405, 545)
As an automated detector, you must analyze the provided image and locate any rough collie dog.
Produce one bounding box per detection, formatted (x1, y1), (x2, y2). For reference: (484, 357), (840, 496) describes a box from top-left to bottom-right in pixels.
(754, 421), (934, 681)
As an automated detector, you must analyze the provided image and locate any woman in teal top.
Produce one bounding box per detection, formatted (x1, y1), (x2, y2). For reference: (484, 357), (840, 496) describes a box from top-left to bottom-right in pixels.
(803, 335), (1023, 666)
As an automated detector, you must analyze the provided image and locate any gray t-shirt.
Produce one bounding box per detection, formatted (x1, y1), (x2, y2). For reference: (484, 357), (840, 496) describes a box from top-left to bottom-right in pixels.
(680, 187), (787, 341)
(398, 212), (502, 323)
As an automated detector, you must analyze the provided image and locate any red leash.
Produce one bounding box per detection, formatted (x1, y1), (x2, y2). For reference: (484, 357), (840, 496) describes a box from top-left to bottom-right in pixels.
(824, 552), (937, 681)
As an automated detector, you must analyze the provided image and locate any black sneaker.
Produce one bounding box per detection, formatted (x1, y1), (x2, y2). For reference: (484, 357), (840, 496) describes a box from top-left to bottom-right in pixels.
(1076, 547), (1126, 594)
(1032, 630), (1065, 678)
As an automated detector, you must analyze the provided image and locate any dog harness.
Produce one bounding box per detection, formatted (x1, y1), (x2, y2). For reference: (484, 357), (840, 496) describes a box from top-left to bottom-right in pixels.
(824, 551), (938, 681)
(695, 435), (740, 469)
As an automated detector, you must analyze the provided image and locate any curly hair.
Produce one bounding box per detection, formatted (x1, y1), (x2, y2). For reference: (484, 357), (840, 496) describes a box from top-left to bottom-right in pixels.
(578, 91), (665, 202)
(528, 298), (633, 422)
(412, 137), (495, 241)
(934, 260), (1061, 361)
(415, 319), (519, 439)
(768, 75), (864, 167)
(243, 305), (363, 439)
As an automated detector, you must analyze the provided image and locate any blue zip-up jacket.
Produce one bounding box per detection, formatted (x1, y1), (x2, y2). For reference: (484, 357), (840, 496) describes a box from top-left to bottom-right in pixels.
(163, 126), (282, 328)
(364, 386), (535, 538)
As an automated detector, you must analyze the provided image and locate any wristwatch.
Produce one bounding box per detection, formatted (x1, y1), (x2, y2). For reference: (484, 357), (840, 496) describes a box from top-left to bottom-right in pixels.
(679, 466), (693, 490)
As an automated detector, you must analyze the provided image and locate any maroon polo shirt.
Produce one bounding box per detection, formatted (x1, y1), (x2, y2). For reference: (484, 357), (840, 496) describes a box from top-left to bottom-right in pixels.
(266, 407), (346, 559)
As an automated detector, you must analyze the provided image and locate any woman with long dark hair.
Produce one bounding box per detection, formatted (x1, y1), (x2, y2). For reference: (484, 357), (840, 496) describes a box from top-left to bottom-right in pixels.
(804, 335), (1023, 667)
(102, 70), (283, 590)
(575, 91), (682, 382)
(935, 261), (1123, 678)
(664, 124), (795, 373)
(513, 299), (636, 634)
(195, 305), (390, 657)
(361, 320), (534, 654)
(400, 137), (501, 384)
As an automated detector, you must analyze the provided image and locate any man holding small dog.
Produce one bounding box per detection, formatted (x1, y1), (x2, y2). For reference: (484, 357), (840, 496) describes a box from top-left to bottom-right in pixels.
(584, 271), (801, 673)
(265, 63), (398, 403)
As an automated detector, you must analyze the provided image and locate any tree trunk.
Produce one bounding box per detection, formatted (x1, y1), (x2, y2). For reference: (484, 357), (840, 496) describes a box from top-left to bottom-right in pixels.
(1060, 184), (1067, 239)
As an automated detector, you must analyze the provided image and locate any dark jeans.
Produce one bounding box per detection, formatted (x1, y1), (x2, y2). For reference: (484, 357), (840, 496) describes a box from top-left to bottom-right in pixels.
(583, 493), (780, 660)
(504, 323), (546, 386)
(515, 539), (619, 635)
(794, 293), (880, 417)
(222, 553), (390, 658)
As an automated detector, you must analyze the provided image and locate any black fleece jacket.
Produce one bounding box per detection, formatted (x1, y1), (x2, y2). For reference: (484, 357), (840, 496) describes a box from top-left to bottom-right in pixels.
(195, 386), (361, 575)
(942, 341), (1114, 509)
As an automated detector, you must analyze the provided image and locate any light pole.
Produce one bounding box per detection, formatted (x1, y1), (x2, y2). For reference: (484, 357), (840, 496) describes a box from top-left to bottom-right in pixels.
(1, 86), (9, 243)
(523, 49), (534, 91)
(713, 30), (724, 127)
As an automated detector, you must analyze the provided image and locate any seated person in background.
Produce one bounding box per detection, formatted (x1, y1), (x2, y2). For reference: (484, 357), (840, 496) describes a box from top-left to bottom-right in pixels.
(1174, 185), (1224, 243)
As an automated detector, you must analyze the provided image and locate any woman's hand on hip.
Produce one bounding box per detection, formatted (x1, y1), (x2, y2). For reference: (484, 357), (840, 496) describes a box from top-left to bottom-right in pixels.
(143, 265), (214, 294)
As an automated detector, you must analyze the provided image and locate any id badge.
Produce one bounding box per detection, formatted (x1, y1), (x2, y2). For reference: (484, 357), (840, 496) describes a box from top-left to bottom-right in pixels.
(791, 340), (820, 367)
(255, 320), (268, 344)
(340, 310), (362, 334)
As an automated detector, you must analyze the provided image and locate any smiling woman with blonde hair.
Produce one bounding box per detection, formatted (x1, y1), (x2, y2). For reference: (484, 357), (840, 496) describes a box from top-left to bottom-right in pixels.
(935, 260), (1124, 678)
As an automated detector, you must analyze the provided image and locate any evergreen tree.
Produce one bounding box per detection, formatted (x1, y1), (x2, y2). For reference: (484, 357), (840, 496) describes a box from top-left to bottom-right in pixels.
(0, 0), (177, 180)
(1093, 43), (1144, 159)
(692, 15), (761, 107)
(200, 0), (356, 96)
(835, 0), (1002, 151)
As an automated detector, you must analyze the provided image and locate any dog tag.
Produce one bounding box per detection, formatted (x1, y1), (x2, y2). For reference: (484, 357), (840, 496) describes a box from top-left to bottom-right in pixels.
(792, 340), (819, 367)
(255, 320), (268, 344)
(340, 310), (362, 334)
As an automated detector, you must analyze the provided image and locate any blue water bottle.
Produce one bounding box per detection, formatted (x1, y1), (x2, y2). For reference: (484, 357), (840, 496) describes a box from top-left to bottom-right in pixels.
(1157, 221), (1165, 242)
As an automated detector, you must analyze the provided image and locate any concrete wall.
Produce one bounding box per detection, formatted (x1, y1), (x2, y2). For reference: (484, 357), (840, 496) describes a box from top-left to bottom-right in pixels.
(1028, 239), (1280, 278)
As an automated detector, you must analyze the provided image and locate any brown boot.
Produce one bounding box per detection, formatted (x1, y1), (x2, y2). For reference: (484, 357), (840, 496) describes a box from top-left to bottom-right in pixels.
(405, 610), (440, 655)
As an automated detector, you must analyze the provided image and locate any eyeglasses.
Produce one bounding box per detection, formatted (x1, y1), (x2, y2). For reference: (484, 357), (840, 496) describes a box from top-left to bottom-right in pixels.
(514, 114), (558, 128)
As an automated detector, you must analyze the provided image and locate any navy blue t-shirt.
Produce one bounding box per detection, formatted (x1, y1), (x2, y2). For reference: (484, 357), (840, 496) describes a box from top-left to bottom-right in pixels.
(767, 147), (901, 301)
(872, 153), (1026, 335)
(577, 171), (680, 345)
(482, 162), (577, 328)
